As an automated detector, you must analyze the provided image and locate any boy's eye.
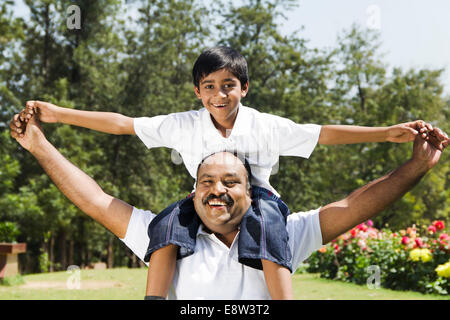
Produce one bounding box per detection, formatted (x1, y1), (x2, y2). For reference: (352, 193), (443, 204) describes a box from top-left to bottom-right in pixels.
(205, 85), (214, 89)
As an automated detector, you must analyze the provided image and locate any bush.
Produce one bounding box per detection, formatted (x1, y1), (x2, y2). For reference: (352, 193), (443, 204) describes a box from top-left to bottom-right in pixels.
(0, 221), (20, 243)
(307, 220), (450, 295)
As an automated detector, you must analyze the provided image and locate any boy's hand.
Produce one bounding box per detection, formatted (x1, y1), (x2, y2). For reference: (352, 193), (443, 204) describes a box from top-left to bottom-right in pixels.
(386, 120), (431, 143)
(25, 101), (60, 123)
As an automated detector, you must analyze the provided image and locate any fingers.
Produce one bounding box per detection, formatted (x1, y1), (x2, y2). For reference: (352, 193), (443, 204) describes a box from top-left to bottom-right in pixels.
(9, 114), (26, 139)
(429, 127), (449, 151)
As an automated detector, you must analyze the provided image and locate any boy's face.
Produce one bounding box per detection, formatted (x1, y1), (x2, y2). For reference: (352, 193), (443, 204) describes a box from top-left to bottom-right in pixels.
(194, 69), (249, 127)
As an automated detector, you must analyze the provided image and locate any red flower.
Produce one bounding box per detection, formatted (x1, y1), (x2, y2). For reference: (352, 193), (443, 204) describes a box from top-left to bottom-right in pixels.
(350, 229), (357, 238)
(401, 236), (410, 245)
(433, 220), (445, 231)
(357, 223), (368, 232)
(333, 244), (341, 254)
(415, 237), (424, 248)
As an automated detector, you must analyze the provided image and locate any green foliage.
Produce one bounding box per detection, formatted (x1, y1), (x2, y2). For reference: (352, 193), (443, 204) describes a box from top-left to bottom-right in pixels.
(0, 221), (20, 242)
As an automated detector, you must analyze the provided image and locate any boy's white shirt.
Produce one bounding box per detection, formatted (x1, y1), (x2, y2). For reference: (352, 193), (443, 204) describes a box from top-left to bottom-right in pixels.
(134, 104), (322, 196)
(121, 206), (323, 300)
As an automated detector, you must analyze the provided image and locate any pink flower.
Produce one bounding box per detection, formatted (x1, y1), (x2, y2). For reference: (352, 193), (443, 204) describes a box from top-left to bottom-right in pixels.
(402, 236), (410, 245)
(367, 220), (374, 227)
(439, 233), (449, 241)
(415, 237), (424, 248)
(428, 225), (437, 234)
(357, 239), (367, 250)
(433, 220), (445, 231)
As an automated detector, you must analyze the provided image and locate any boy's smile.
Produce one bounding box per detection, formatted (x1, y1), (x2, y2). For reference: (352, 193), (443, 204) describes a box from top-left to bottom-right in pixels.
(194, 69), (249, 136)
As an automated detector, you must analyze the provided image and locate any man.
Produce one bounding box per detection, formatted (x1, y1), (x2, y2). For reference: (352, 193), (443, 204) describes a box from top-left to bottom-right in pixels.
(9, 113), (449, 299)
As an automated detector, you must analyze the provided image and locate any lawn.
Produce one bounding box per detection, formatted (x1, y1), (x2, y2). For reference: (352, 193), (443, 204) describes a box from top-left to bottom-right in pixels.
(0, 268), (448, 300)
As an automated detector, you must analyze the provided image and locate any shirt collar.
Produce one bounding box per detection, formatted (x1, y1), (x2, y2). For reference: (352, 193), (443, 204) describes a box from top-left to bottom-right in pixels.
(200, 103), (251, 137)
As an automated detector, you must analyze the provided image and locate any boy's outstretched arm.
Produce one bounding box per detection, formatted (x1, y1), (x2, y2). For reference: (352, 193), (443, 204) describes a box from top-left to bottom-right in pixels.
(21, 101), (135, 135)
(318, 120), (432, 146)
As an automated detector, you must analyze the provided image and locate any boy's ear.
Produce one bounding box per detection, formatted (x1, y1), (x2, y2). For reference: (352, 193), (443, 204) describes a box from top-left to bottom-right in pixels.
(194, 86), (202, 99)
(241, 81), (249, 98)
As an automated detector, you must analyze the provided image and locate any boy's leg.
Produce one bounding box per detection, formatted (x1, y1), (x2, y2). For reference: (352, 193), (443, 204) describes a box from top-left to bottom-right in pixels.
(145, 244), (178, 299)
(261, 259), (294, 300)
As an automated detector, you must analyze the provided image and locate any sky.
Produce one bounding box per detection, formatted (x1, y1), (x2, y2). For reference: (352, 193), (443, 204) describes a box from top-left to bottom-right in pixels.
(11, 0), (450, 94)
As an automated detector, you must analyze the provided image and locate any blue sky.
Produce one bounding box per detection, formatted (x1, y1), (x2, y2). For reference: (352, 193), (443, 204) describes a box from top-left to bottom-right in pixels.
(12, 0), (450, 94)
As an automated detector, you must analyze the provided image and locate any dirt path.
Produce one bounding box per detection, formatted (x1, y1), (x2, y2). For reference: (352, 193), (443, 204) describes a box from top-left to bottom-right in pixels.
(19, 280), (123, 289)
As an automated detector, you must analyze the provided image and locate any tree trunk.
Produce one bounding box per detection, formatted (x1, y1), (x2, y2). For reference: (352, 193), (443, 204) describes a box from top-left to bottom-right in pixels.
(68, 239), (74, 266)
(49, 234), (54, 272)
(107, 236), (114, 269)
(60, 230), (67, 270)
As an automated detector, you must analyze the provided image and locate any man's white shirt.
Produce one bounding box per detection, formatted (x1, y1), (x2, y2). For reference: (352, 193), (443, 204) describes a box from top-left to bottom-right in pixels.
(120, 207), (323, 300)
(134, 105), (321, 196)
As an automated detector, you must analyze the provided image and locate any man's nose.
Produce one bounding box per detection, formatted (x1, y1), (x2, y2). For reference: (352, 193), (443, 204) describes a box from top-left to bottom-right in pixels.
(211, 181), (226, 195)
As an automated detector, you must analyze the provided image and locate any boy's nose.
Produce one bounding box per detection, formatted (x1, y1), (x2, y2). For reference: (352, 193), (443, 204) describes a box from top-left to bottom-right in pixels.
(217, 89), (227, 98)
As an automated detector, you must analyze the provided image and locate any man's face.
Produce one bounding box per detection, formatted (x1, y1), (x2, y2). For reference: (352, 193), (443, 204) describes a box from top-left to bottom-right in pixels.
(193, 152), (252, 236)
(194, 69), (249, 127)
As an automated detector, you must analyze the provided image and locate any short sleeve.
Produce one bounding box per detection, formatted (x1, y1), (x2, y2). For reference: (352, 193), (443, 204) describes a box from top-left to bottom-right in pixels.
(134, 115), (183, 149)
(287, 208), (323, 272)
(271, 115), (322, 158)
(119, 207), (155, 264)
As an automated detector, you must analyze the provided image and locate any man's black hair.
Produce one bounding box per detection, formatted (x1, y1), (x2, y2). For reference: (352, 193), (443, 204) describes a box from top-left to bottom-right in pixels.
(195, 150), (253, 190)
(192, 46), (249, 88)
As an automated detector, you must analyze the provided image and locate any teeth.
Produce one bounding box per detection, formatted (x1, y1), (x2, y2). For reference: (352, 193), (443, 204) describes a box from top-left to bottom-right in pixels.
(213, 104), (226, 107)
(208, 200), (227, 206)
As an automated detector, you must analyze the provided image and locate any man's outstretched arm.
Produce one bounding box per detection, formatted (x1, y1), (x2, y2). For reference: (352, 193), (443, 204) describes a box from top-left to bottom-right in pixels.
(319, 128), (449, 244)
(10, 114), (132, 239)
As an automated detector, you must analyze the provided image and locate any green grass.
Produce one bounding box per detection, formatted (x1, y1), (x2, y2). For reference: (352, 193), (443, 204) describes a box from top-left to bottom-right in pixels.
(0, 268), (448, 300)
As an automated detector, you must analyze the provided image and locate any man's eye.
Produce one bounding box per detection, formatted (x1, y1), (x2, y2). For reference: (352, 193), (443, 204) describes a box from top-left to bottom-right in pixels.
(202, 180), (213, 185)
(224, 181), (237, 186)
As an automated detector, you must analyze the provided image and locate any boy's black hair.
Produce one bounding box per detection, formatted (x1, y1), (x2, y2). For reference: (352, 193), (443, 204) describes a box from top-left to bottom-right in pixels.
(195, 150), (253, 191)
(192, 46), (249, 88)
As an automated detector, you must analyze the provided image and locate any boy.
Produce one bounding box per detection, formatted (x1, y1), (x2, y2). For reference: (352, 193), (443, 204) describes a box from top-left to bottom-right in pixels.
(19, 46), (428, 299)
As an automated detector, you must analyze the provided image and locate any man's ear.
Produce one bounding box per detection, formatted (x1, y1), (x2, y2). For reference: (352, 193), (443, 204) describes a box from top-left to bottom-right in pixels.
(241, 81), (249, 98)
(194, 86), (202, 99)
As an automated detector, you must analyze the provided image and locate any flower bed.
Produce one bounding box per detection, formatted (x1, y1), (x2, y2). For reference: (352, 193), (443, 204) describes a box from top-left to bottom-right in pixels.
(307, 220), (450, 295)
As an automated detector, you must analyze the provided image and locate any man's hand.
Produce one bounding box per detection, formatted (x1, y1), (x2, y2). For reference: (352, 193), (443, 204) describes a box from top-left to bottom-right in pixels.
(386, 120), (431, 143)
(10, 112), (45, 153)
(412, 127), (449, 169)
(25, 100), (60, 123)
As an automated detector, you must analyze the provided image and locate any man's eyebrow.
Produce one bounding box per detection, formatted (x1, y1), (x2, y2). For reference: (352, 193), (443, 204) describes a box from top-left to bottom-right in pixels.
(198, 173), (214, 180)
(224, 172), (239, 178)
